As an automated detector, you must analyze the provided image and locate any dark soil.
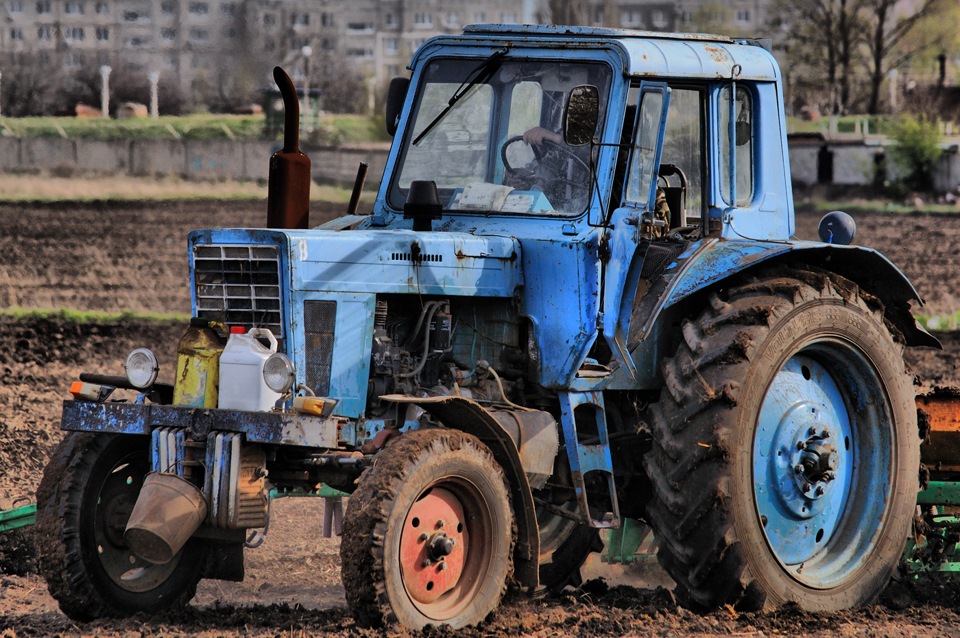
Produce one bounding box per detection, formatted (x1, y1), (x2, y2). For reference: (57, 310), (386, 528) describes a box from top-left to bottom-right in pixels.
(2, 200), (960, 636)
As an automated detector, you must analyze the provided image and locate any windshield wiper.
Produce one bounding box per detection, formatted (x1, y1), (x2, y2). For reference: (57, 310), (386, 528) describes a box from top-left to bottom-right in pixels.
(412, 48), (508, 146)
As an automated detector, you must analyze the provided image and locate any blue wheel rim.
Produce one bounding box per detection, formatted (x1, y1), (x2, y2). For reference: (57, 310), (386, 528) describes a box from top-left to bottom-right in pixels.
(753, 341), (893, 588)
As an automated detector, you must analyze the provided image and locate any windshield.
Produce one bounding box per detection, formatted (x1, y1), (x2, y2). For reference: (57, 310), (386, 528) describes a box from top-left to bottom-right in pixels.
(388, 57), (612, 216)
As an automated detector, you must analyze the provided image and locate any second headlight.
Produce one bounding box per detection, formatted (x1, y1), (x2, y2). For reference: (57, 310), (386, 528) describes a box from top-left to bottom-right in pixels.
(125, 348), (159, 389)
(263, 352), (296, 394)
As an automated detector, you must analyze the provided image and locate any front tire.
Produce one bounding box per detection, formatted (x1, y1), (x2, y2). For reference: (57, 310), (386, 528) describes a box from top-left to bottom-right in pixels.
(35, 433), (203, 620)
(643, 269), (919, 611)
(341, 429), (514, 629)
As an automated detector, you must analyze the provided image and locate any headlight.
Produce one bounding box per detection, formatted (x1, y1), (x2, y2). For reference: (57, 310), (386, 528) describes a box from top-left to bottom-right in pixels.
(263, 352), (296, 393)
(125, 348), (159, 389)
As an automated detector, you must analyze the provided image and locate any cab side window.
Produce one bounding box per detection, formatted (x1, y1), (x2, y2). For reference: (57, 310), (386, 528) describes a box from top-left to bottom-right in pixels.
(660, 87), (704, 221)
(625, 89), (665, 206)
(719, 85), (754, 207)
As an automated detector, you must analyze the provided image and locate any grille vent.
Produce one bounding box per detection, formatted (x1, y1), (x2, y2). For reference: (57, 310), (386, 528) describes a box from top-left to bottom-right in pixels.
(390, 252), (443, 263)
(304, 300), (337, 396)
(193, 245), (283, 337)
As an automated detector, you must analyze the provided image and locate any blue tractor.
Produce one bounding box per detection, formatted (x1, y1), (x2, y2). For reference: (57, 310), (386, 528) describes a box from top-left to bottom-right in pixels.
(35, 25), (937, 629)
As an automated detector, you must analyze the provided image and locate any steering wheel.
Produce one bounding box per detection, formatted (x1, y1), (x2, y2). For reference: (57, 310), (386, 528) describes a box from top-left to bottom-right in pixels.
(500, 135), (593, 211)
(500, 135), (589, 174)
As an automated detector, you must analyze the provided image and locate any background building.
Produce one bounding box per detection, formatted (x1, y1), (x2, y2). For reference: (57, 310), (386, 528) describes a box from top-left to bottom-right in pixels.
(0, 0), (946, 117)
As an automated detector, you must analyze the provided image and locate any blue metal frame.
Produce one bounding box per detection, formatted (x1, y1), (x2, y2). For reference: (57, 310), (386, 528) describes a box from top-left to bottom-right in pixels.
(558, 390), (620, 528)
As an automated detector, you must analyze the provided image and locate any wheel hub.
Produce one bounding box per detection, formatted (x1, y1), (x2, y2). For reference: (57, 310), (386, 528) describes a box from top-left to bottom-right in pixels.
(792, 427), (838, 499)
(399, 487), (468, 605)
(754, 355), (853, 567)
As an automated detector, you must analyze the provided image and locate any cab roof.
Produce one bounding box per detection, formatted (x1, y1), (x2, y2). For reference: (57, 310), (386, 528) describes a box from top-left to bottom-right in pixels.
(423, 24), (781, 82)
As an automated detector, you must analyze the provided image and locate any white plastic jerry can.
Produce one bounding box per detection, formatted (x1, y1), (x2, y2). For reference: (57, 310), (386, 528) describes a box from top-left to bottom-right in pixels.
(217, 327), (282, 411)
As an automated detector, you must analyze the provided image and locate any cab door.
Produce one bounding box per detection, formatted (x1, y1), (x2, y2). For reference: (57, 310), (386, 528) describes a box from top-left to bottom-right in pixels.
(602, 82), (670, 378)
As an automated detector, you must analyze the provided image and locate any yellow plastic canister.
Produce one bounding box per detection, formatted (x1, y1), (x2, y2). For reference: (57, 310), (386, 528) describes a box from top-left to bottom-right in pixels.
(173, 319), (225, 408)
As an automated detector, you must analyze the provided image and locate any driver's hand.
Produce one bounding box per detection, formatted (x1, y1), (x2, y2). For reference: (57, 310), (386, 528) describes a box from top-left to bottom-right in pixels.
(523, 127), (561, 146)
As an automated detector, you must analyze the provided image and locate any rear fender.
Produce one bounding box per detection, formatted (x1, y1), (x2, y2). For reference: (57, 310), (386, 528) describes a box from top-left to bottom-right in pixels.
(630, 239), (937, 351)
(379, 394), (540, 590)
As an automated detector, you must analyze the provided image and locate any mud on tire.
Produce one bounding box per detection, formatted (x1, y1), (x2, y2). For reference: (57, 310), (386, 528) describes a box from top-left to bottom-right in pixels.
(35, 432), (203, 621)
(642, 268), (919, 611)
(340, 428), (514, 629)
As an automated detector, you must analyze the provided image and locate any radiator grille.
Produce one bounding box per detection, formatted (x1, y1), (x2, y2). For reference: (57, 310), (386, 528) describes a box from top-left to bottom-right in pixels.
(193, 244), (283, 337)
(304, 300), (337, 396)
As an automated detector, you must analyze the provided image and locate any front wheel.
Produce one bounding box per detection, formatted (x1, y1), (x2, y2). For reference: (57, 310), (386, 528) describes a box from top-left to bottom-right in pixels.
(642, 269), (919, 611)
(35, 433), (204, 620)
(341, 429), (514, 629)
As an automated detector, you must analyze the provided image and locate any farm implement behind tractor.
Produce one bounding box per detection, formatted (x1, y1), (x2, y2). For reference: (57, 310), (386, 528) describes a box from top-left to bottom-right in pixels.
(0, 502), (35, 534)
(4, 24), (960, 631)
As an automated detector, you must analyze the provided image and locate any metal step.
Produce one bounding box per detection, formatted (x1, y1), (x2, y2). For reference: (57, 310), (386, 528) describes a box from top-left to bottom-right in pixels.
(558, 391), (621, 529)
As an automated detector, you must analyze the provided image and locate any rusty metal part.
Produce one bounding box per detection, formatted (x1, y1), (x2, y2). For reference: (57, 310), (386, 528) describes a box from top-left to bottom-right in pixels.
(399, 488), (467, 604)
(918, 389), (960, 467)
(267, 66), (311, 230)
(489, 409), (559, 490)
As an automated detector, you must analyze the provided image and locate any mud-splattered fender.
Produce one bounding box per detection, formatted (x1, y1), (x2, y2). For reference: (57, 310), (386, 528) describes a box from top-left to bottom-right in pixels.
(634, 238), (938, 349)
(380, 394), (540, 591)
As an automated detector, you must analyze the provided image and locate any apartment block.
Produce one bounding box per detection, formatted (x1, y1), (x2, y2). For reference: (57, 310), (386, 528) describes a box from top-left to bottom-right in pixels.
(0, 0), (773, 111)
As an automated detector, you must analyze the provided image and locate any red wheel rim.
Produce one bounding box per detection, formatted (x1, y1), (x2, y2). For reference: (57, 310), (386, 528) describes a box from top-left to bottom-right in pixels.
(399, 487), (467, 603)
(398, 482), (491, 619)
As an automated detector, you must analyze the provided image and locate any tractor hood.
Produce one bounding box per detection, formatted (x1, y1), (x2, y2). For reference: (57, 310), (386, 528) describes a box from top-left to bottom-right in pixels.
(189, 228), (523, 298)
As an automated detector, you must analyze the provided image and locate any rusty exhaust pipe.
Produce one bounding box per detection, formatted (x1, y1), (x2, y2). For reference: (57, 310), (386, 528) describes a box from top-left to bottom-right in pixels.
(267, 66), (311, 229)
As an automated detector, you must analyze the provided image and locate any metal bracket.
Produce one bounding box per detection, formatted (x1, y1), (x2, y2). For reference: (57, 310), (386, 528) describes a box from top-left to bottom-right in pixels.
(557, 390), (621, 528)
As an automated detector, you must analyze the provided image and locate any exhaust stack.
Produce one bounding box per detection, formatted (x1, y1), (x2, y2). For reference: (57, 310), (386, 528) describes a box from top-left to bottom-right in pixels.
(267, 66), (311, 229)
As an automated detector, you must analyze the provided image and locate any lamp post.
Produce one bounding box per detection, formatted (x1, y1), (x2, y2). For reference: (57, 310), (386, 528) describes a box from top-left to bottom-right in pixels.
(148, 71), (159, 118)
(99, 65), (111, 117)
(301, 45), (313, 130)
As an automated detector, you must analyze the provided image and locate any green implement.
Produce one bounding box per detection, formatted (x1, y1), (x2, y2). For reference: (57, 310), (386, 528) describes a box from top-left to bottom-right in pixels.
(0, 503), (36, 533)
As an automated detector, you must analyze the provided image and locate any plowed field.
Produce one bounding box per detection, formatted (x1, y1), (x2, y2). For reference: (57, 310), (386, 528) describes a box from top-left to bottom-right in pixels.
(2, 200), (960, 637)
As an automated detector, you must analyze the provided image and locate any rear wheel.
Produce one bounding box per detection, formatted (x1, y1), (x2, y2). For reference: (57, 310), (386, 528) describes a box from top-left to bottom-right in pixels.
(35, 433), (203, 620)
(642, 269), (919, 611)
(341, 429), (514, 629)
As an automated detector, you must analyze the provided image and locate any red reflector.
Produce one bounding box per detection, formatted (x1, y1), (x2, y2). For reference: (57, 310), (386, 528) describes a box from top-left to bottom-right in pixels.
(229, 326), (246, 334)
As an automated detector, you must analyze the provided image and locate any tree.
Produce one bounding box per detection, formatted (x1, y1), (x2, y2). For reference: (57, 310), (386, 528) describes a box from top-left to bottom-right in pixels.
(308, 50), (367, 114)
(888, 113), (942, 191)
(545, 0), (588, 25)
(862, 0), (946, 114)
(0, 52), (65, 116)
(769, 0), (866, 115)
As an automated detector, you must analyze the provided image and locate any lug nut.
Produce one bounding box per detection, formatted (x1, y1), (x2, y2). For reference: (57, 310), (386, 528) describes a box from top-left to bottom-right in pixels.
(422, 558), (433, 567)
(797, 441), (806, 450)
(815, 485), (825, 496)
(419, 533), (429, 542)
(794, 464), (804, 474)
(438, 561), (447, 571)
(808, 426), (818, 435)
(436, 519), (445, 529)
(823, 471), (835, 482)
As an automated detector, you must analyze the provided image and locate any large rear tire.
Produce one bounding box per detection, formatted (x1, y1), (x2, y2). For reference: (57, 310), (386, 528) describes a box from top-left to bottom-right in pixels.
(35, 433), (203, 621)
(341, 429), (514, 629)
(642, 269), (919, 611)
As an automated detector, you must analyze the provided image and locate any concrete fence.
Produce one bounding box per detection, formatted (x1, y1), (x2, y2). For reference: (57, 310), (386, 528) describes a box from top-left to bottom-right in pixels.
(788, 135), (960, 192)
(2, 134), (959, 194)
(0, 136), (391, 189)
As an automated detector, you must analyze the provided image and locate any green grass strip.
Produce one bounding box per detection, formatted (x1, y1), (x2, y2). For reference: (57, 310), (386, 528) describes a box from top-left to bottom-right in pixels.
(915, 311), (960, 332)
(795, 201), (960, 216)
(0, 307), (189, 323)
